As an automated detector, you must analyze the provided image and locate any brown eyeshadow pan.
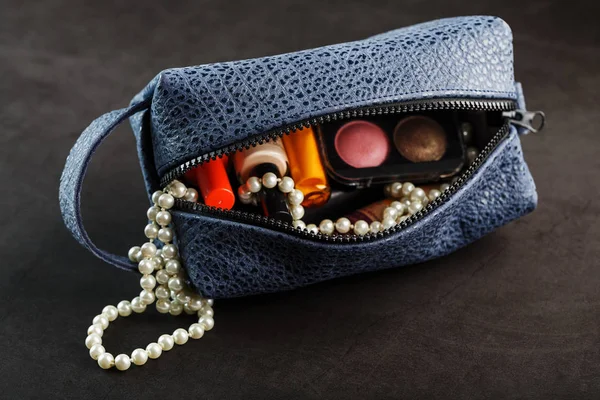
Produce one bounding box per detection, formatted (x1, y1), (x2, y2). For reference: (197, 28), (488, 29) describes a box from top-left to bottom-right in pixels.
(393, 116), (448, 163)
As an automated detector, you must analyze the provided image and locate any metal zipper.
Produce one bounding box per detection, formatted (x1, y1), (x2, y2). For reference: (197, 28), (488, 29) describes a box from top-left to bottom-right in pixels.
(168, 98), (516, 243)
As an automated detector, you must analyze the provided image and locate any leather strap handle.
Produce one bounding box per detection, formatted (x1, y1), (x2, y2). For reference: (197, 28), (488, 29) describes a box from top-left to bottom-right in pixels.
(59, 99), (151, 271)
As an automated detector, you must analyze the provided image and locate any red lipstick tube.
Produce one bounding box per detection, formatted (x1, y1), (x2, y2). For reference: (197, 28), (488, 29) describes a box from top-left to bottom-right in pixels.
(189, 156), (235, 210)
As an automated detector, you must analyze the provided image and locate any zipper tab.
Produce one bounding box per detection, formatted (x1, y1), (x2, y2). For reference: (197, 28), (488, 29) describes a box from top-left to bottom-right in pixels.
(503, 109), (546, 134)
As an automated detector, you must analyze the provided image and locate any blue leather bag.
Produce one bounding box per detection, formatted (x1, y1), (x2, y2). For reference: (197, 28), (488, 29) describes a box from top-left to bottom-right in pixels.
(60, 16), (541, 299)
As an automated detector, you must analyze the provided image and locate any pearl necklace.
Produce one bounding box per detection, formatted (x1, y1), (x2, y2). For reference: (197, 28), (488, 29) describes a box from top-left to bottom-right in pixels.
(85, 175), (445, 370)
(85, 180), (214, 371)
(237, 172), (448, 236)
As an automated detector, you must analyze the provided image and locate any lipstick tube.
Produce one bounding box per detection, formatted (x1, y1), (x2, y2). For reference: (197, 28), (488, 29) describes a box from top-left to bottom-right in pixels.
(189, 156), (235, 210)
(252, 163), (292, 223)
(232, 138), (288, 183)
(282, 127), (330, 207)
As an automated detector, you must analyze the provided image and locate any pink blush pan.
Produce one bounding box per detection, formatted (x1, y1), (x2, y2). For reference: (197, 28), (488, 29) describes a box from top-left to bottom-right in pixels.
(334, 120), (390, 168)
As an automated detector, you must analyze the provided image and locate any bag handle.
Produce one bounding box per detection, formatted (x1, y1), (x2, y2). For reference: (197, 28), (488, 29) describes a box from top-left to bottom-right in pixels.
(59, 99), (151, 271)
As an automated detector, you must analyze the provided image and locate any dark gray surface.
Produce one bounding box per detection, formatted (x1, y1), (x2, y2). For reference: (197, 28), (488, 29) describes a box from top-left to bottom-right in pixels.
(1, 1), (599, 398)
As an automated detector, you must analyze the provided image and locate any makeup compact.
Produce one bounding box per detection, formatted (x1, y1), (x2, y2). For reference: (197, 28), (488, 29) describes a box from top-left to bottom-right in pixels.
(317, 112), (466, 188)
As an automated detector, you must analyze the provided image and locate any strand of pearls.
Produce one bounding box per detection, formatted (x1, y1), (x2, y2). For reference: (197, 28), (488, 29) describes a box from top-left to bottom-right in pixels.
(237, 174), (449, 236)
(85, 180), (214, 371)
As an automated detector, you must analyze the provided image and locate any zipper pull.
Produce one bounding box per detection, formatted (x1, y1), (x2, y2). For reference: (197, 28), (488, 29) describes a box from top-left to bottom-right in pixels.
(503, 110), (546, 134)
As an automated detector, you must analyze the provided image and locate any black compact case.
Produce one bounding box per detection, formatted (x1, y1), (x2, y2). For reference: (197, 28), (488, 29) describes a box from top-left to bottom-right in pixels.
(317, 111), (466, 188)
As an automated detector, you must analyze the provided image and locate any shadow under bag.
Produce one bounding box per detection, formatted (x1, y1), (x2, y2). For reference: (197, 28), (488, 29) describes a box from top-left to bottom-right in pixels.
(60, 16), (541, 299)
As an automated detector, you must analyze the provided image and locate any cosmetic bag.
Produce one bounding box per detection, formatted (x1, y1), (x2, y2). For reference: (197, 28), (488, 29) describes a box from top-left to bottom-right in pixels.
(60, 15), (543, 301)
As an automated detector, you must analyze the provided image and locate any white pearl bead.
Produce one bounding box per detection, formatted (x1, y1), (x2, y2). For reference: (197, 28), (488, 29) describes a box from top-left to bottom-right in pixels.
(237, 184), (254, 204)
(287, 189), (304, 206)
(428, 189), (441, 201)
(89, 344), (105, 360)
(140, 275), (157, 290)
(162, 244), (177, 259)
(292, 220), (306, 230)
(92, 315), (109, 329)
(158, 228), (173, 243)
(262, 172), (278, 189)
(278, 176), (295, 193)
(117, 300), (132, 317)
(207, 299), (214, 306)
(390, 182), (403, 198)
(306, 224), (319, 234)
(158, 193), (175, 209)
(165, 259), (181, 274)
(140, 289), (155, 305)
(85, 334), (102, 349)
(247, 177), (262, 193)
(156, 269), (170, 285)
(168, 181), (187, 199)
(131, 297), (146, 313)
(155, 285), (170, 299)
(168, 277), (184, 292)
(408, 200), (423, 214)
(370, 221), (382, 233)
(353, 220), (369, 236)
(198, 316), (215, 331)
(401, 182), (415, 196)
(189, 323), (205, 339)
(156, 210), (172, 226)
(173, 328), (189, 345)
(102, 305), (119, 322)
(440, 183), (450, 191)
(409, 188), (426, 202)
(382, 217), (396, 230)
(131, 349), (148, 366)
(146, 343), (162, 359)
(152, 191), (163, 205)
(183, 187), (199, 202)
(391, 201), (406, 215)
(399, 197), (411, 207)
(138, 258), (155, 275)
(147, 206), (160, 221)
(169, 301), (183, 316)
(158, 334), (174, 351)
(290, 204), (305, 220)
(184, 303), (196, 314)
(319, 219), (335, 235)
(87, 324), (103, 337)
(188, 296), (202, 311)
(156, 299), (170, 314)
(335, 217), (351, 234)
(140, 242), (157, 258)
(383, 207), (398, 220)
(115, 354), (131, 371)
(128, 246), (141, 262)
(152, 255), (163, 268)
(176, 291), (191, 304)
(199, 305), (214, 317)
(97, 352), (114, 369)
(144, 223), (159, 239)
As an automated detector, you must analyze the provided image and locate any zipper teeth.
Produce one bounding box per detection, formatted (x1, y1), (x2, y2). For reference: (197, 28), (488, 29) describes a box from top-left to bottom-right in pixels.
(160, 98), (515, 186)
(176, 122), (509, 243)
(171, 98), (514, 244)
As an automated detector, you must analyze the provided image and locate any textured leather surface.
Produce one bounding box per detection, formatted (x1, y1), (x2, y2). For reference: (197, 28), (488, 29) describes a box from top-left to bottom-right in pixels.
(144, 15), (518, 177)
(59, 101), (150, 271)
(174, 126), (537, 298)
(59, 15), (535, 298)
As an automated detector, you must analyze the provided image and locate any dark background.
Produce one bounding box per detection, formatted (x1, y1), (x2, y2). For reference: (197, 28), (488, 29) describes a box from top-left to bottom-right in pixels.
(2, 0), (599, 398)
